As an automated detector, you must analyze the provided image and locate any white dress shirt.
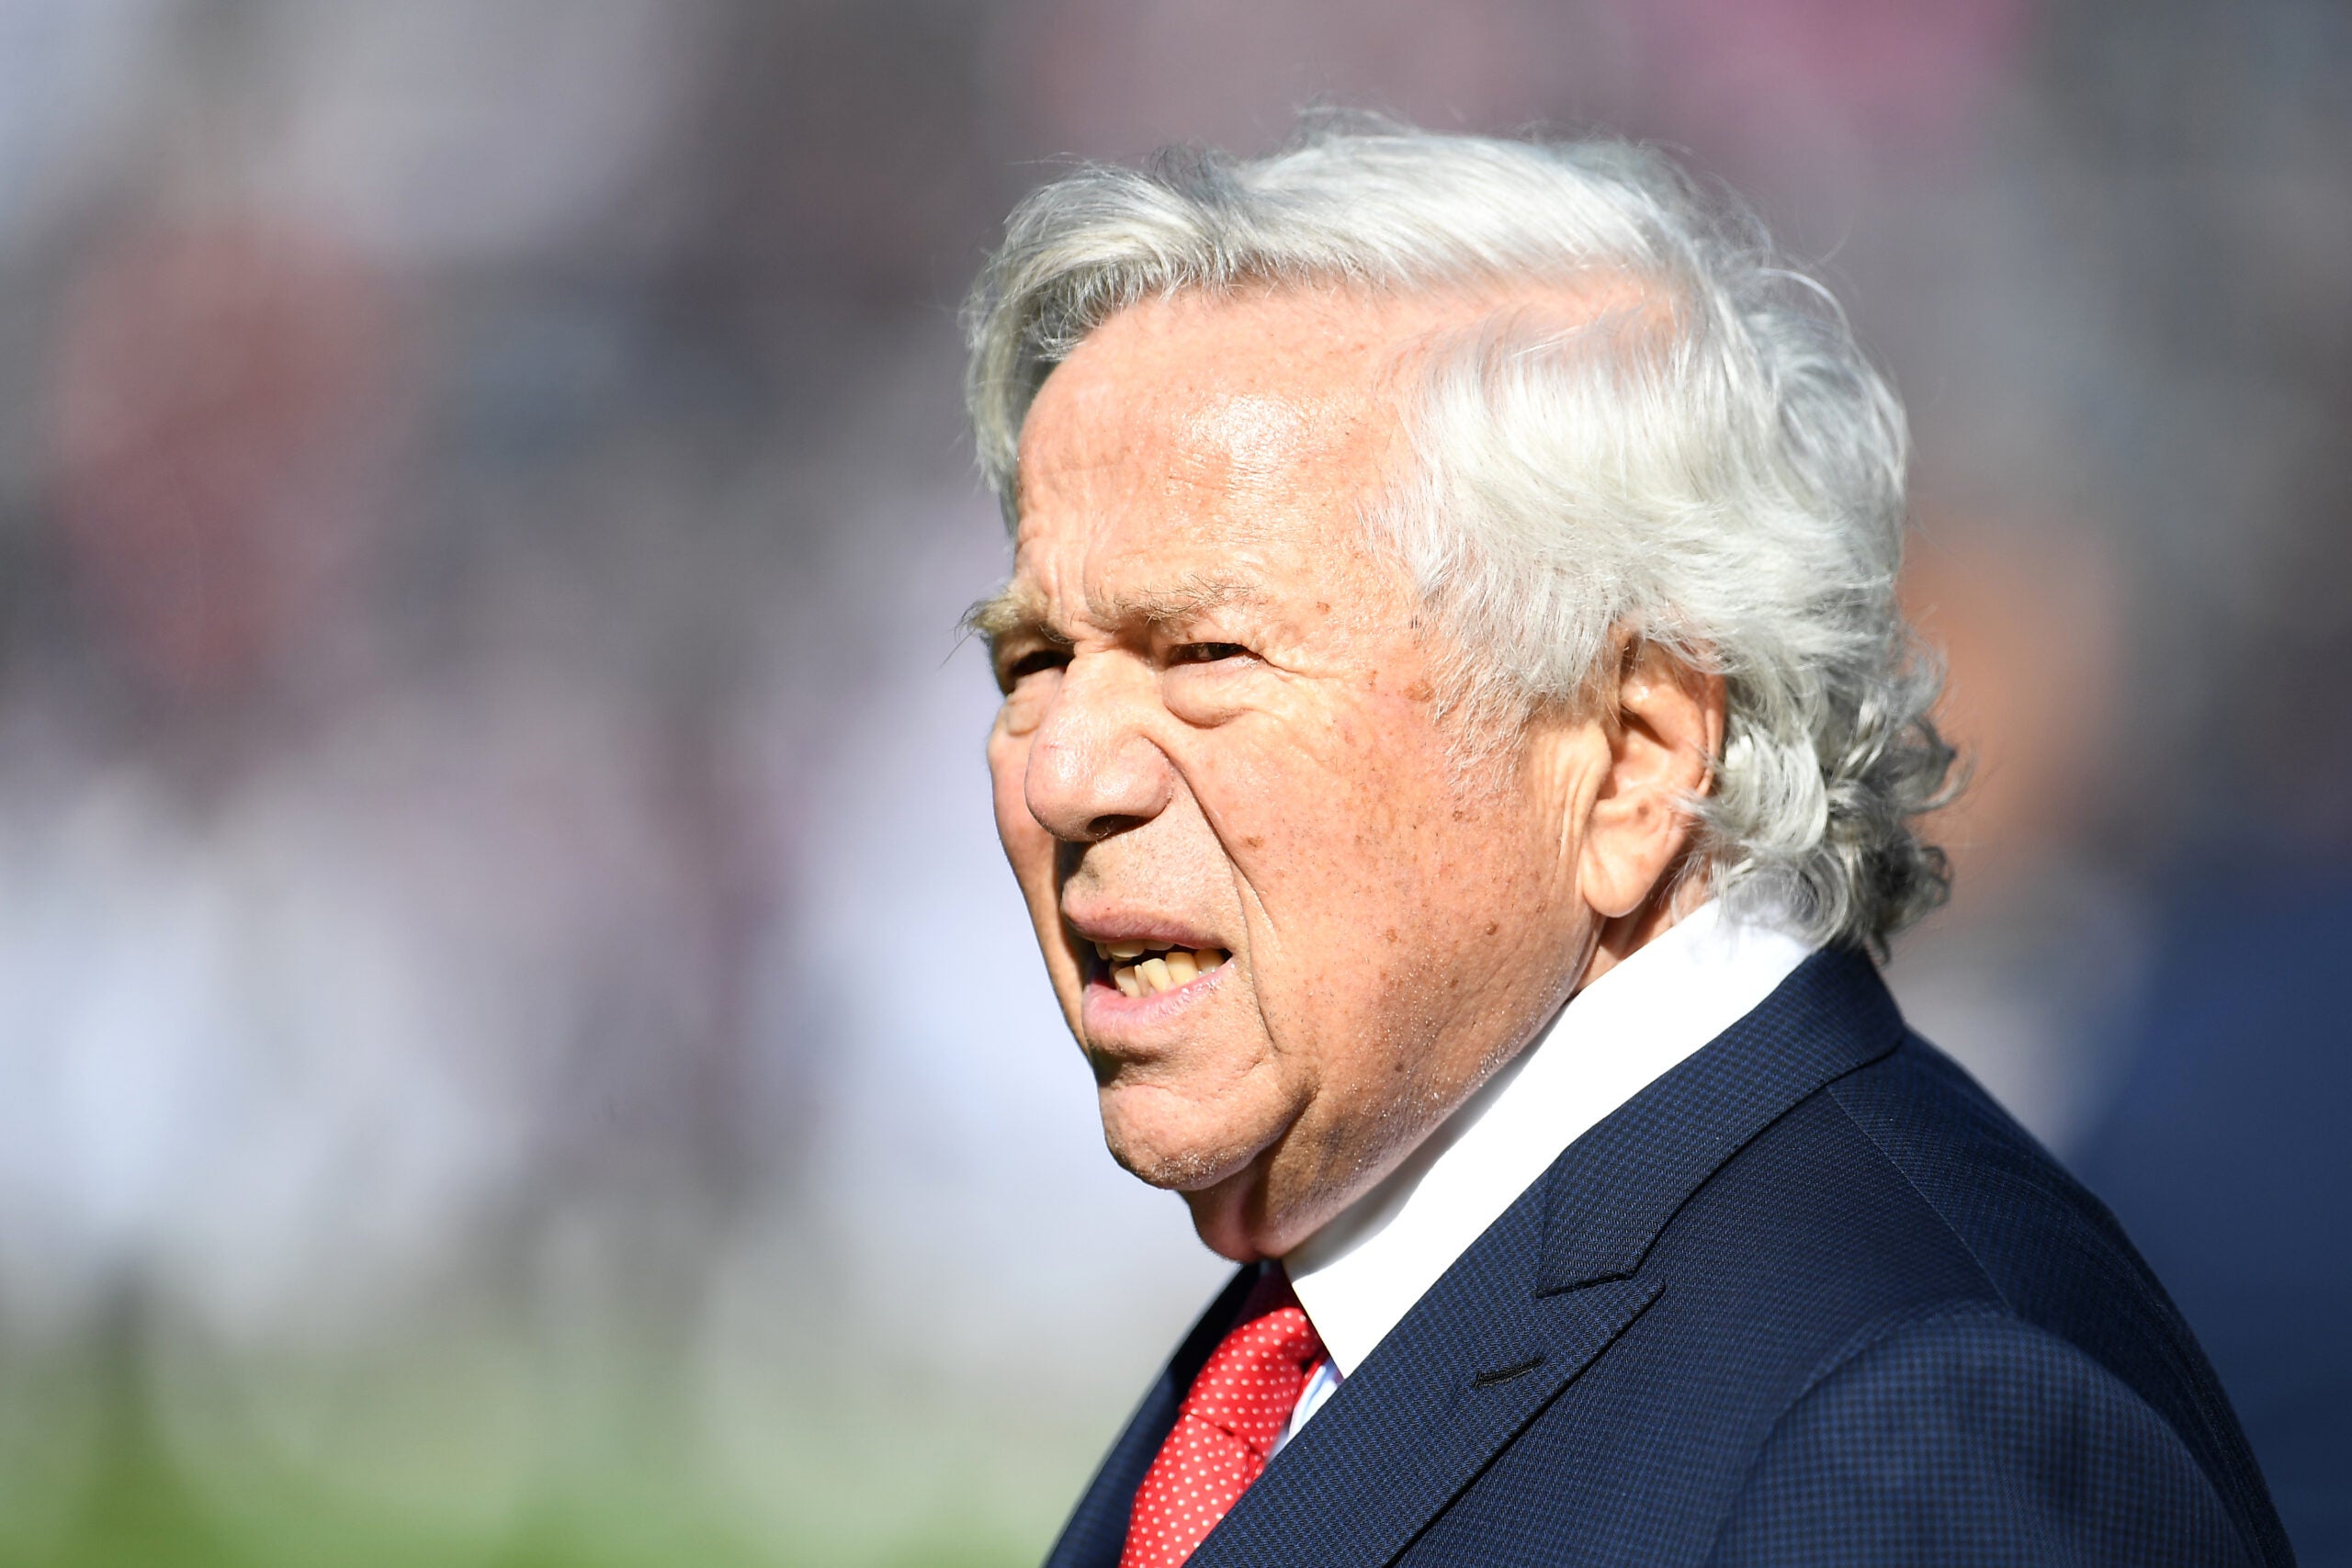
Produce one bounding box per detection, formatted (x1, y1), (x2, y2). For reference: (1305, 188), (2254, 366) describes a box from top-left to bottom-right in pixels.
(1273, 899), (1814, 1448)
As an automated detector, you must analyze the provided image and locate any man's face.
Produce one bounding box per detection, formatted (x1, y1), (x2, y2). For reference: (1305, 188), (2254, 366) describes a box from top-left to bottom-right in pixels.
(983, 288), (1603, 1259)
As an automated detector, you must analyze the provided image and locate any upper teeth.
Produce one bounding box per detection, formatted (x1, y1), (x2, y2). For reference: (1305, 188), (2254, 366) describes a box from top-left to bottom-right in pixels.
(1095, 940), (1227, 997)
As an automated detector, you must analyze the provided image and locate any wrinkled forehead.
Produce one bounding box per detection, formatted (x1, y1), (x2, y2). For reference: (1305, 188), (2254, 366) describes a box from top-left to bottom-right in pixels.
(1012, 288), (1409, 552)
(1001, 278), (1640, 630)
(1010, 276), (1644, 523)
(1007, 288), (1473, 627)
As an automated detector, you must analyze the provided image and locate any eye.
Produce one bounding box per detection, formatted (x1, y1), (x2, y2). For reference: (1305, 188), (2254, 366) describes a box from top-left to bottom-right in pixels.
(997, 646), (1069, 694)
(1169, 641), (1250, 666)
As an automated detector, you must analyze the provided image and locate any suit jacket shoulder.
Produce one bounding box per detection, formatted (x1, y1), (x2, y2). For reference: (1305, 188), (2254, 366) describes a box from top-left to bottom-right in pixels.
(1823, 1036), (2289, 1561)
(1708, 1301), (2254, 1566)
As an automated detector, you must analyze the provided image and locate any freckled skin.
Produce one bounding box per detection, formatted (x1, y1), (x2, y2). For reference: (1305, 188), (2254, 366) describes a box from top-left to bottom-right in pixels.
(985, 286), (1723, 1261)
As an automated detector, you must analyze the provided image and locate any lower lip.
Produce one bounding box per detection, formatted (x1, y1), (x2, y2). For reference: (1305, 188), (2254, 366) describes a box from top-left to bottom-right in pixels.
(1080, 958), (1227, 1029)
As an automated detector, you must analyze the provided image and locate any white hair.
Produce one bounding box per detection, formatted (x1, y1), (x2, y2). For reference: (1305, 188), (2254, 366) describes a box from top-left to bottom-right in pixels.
(963, 120), (1956, 953)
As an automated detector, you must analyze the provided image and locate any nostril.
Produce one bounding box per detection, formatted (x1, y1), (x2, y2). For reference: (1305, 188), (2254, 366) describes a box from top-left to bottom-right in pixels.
(1028, 728), (1171, 842)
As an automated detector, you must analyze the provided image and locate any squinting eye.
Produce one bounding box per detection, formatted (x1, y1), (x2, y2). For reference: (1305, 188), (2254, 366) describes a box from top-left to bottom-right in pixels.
(1170, 642), (1249, 665)
(1001, 648), (1069, 689)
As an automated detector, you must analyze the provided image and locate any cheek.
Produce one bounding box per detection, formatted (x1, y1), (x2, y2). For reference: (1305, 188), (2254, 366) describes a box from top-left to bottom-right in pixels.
(1193, 698), (1476, 1037)
(1204, 696), (1453, 879)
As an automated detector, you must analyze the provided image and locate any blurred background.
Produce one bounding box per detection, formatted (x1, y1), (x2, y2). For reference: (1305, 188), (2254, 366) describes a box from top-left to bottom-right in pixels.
(0, 0), (2346, 1563)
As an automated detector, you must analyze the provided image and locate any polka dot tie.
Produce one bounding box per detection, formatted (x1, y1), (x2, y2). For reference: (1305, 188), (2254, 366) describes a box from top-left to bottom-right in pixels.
(1120, 1269), (1327, 1568)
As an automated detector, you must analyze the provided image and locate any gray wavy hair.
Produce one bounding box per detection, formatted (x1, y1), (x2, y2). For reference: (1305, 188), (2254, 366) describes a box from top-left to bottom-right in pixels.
(963, 120), (1956, 953)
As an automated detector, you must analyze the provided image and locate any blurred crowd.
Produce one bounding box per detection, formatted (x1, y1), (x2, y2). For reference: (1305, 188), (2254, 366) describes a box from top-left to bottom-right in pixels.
(0, 2), (2345, 1563)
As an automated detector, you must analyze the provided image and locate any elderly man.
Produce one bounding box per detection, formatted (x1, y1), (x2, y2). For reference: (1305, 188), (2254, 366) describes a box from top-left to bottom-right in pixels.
(964, 125), (2289, 1568)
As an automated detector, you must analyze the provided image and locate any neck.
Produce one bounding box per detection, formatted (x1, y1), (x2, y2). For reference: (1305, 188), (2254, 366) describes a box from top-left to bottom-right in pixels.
(1577, 866), (1710, 995)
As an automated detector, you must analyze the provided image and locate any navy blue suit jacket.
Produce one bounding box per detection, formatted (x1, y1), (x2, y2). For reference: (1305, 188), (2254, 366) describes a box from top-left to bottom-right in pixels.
(1045, 949), (2293, 1566)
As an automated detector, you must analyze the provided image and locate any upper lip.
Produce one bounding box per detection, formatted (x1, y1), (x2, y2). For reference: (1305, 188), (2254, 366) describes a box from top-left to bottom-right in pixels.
(1062, 909), (1221, 954)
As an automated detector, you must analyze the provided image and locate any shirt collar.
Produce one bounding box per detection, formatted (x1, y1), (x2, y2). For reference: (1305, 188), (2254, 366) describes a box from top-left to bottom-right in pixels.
(1283, 899), (1815, 1374)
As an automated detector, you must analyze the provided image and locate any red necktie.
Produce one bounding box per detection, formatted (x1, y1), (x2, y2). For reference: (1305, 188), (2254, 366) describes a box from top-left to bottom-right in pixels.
(1120, 1269), (1327, 1568)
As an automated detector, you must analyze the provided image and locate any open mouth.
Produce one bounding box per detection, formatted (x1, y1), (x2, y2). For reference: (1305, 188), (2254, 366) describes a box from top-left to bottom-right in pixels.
(1089, 939), (1230, 998)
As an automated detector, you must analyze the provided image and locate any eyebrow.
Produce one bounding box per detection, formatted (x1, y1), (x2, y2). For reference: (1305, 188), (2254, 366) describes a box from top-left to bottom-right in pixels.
(1090, 575), (1267, 628)
(963, 581), (1052, 646)
(963, 574), (1267, 649)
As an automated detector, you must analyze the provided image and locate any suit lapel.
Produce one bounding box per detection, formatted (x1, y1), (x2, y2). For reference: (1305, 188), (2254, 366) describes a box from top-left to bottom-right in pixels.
(1187, 947), (1905, 1566)
(1189, 1190), (1662, 1568)
(1535, 945), (1905, 1291)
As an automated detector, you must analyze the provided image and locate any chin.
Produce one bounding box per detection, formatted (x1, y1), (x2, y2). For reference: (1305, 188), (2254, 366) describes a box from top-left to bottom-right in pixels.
(1101, 1091), (1278, 1197)
(1103, 1123), (1253, 1193)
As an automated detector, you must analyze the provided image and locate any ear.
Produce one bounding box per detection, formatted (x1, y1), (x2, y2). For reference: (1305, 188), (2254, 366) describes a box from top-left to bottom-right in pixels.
(1577, 636), (1725, 920)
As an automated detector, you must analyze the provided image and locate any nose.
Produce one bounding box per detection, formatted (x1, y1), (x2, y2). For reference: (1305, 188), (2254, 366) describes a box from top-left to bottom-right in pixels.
(1023, 654), (1172, 843)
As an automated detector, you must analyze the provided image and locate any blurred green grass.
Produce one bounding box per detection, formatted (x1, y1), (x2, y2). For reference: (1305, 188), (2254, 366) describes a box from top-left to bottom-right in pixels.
(24, 1416), (1049, 1568)
(4, 1324), (1079, 1568)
